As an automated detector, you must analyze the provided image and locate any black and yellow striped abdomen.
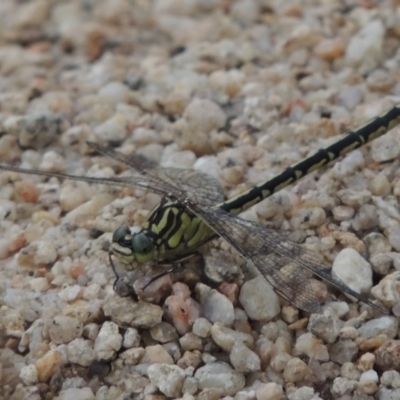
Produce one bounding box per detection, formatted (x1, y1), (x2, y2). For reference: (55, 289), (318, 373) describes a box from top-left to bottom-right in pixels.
(219, 104), (400, 215)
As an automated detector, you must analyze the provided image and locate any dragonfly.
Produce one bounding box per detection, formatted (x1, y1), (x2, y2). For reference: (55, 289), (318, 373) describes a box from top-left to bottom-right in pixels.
(1, 104), (400, 313)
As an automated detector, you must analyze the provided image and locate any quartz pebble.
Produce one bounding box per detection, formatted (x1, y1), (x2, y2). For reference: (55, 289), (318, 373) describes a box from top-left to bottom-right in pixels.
(345, 19), (385, 73)
(332, 248), (373, 297)
(147, 364), (185, 398)
(256, 382), (283, 400)
(194, 362), (245, 396)
(67, 338), (95, 367)
(192, 317), (212, 338)
(230, 341), (261, 372)
(283, 357), (310, 383)
(102, 297), (163, 328)
(210, 322), (254, 353)
(295, 332), (329, 362)
(55, 387), (95, 400)
(93, 321), (122, 360)
(239, 278), (280, 321)
(371, 271), (400, 307)
(201, 289), (234, 327)
(358, 317), (398, 339)
(49, 316), (83, 344)
(19, 364), (38, 385)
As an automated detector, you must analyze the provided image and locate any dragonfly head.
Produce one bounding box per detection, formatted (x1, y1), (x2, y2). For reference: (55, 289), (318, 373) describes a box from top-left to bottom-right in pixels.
(111, 225), (155, 265)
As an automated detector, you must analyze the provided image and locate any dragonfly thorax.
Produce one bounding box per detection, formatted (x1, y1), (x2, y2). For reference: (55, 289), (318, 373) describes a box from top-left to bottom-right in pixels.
(111, 225), (156, 264)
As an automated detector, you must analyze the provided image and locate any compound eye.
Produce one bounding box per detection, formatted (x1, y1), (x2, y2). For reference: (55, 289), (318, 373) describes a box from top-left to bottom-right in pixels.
(112, 226), (130, 244)
(132, 233), (154, 255)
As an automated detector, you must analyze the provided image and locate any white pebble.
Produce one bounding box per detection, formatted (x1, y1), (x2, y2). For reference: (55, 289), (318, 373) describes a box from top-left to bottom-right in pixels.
(202, 289), (234, 327)
(19, 364), (38, 385)
(192, 317), (212, 338)
(147, 364), (185, 398)
(94, 321), (122, 360)
(210, 322), (254, 353)
(55, 387), (95, 400)
(332, 248), (373, 297)
(256, 382), (283, 400)
(230, 342), (261, 373)
(345, 20), (385, 73)
(67, 338), (95, 367)
(194, 362), (245, 396)
(239, 278), (280, 321)
(295, 333), (329, 362)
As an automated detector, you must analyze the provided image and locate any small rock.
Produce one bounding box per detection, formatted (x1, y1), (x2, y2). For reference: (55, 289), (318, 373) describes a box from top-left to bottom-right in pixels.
(290, 206), (326, 229)
(0, 306), (25, 337)
(55, 387), (95, 400)
(182, 375), (198, 395)
(256, 382), (283, 400)
(295, 332), (329, 361)
(194, 362), (245, 396)
(147, 364), (185, 398)
(331, 377), (357, 397)
(150, 322), (178, 343)
(94, 322), (122, 360)
(375, 340), (400, 371)
(371, 271), (400, 308)
(19, 364), (38, 385)
(192, 317), (212, 338)
(364, 232), (392, 256)
(345, 19), (385, 73)
(332, 248), (373, 297)
(287, 386), (318, 400)
(179, 332), (203, 351)
(308, 314), (340, 344)
(332, 205), (355, 221)
(283, 357), (310, 383)
(358, 316), (398, 339)
(370, 253), (393, 275)
(340, 362), (361, 381)
(381, 370), (400, 388)
(177, 350), (202, 369)
(210, 322), (254, 352)
(329, 340), (358, 365)
(102, 297), (163, 328)
(239, 278), (280, 321)
(98, 81), (131, 105)
(230, 342), (261, 373)
(36, 349), (63, 382)
(120, 347), (145, 365)
(6, 112), (68, 149)
(139, 344), (174, 365)
(369, 175), (391, 197)
(67, 338), (95, 367)
(123, 327), (141, 348)
(163, 294), (200, 335)
(358, 352), (375, 372)
(49, 316), (83, 344)
(358, 369), (379, 395)
(93, 114), (127, 143)
(202, 289), (234, 327)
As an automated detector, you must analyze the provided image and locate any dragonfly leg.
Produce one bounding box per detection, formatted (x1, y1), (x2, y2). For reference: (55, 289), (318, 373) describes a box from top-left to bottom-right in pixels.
(141, 264), (182, 290)
(109, 252), (139, 300)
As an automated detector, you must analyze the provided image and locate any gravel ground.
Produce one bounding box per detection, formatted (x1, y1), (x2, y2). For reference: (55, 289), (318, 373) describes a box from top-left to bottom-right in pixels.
(1, 1), (400, 399)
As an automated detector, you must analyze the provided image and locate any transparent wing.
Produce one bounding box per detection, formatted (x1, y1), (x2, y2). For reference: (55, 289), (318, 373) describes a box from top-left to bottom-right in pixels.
(0, 143), (225, 205)
(190, 205), (386, 313)
(0, 163), (173, 197)
(88, 142), (225, 205)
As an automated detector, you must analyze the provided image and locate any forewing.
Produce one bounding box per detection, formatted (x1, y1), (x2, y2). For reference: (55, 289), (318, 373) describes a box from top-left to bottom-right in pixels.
(88, 142), (224, 205)
(190, 205), (321, 312)
(190, 206), (387, 313)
